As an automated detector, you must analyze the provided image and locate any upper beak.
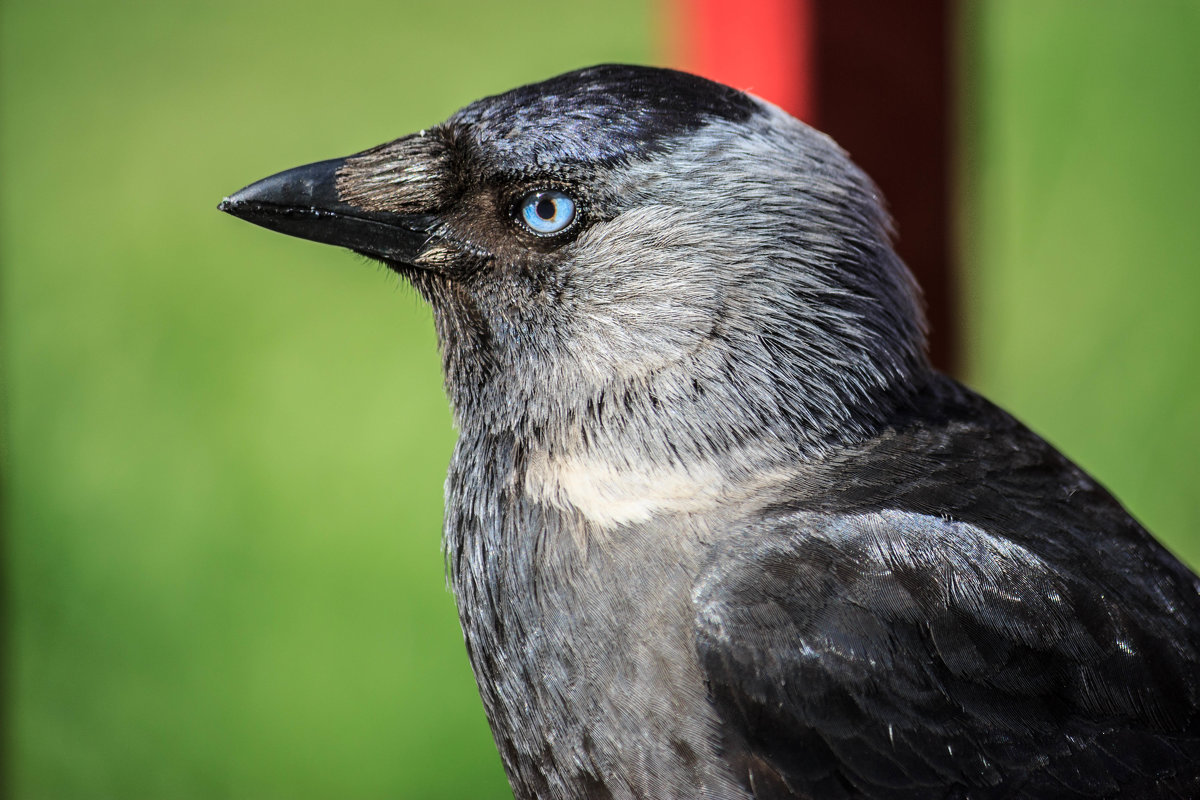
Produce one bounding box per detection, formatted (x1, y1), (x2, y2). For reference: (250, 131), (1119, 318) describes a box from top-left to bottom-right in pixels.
(218, 157), (434, 265)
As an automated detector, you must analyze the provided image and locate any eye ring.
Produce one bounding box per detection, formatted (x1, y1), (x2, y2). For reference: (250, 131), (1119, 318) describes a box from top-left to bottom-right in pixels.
(517, 190), (577, 236)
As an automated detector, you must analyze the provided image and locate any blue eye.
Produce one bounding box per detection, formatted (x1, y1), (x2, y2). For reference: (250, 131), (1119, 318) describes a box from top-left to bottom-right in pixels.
(519, 190), (576, 235)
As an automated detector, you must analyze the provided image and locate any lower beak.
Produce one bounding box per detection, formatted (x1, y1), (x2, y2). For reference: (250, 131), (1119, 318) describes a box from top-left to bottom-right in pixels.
(218, 158), (434, 264)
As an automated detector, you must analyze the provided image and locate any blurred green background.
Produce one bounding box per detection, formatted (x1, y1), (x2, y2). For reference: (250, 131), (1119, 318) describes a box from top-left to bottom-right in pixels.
(1, 1), (1197, 798)
(964, 1), (1200, 568)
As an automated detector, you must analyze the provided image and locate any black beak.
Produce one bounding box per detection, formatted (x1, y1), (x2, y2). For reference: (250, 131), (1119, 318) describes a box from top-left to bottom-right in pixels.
(218, 158), (433, 264)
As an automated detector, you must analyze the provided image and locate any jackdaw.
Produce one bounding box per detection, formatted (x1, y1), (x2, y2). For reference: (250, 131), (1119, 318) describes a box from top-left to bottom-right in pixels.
(219, 64), (1200, 799)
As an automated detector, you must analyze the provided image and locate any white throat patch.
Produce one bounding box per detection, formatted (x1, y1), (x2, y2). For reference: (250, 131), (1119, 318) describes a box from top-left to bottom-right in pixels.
(524, 451), (728, 528)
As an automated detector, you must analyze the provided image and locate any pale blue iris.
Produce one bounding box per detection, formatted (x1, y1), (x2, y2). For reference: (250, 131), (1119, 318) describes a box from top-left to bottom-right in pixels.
(520, 190), (576, 235)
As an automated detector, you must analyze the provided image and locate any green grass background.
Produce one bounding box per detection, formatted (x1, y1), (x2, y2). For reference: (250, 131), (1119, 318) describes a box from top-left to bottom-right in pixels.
(1, 1), (1197, 798)
(964, 1), (1200, 569)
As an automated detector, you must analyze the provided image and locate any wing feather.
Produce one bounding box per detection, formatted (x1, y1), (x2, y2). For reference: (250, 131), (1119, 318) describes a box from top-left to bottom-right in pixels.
(695, 382), (1200, 798)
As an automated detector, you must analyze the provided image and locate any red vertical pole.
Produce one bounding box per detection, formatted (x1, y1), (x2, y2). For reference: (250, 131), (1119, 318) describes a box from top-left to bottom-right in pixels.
(661, 0), (816, 122)
(660, 0), (958, 374)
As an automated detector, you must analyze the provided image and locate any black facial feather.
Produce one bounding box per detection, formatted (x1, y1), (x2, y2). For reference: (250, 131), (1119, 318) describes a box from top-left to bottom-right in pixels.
(336, 131), (458, 213)
(451, 64), (761, 167)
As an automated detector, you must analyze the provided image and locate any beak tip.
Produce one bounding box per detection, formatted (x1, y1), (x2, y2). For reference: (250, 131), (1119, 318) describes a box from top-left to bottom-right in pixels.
(218, 157), (428, 264)
(219, 187), (258, 217)
(220, 157), (349, 221)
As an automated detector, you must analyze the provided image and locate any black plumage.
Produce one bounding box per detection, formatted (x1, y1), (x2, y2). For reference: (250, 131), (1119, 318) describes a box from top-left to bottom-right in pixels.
(697, 377), (1200, 798)
(220, 65), (1200, 798)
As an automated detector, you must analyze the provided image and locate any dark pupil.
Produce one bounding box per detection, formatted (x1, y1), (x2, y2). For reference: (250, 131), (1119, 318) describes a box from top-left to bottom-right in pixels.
(536, 197), (557, 220)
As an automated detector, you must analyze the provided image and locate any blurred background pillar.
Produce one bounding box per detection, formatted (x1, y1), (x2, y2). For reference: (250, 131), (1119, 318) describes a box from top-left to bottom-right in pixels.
(662, 0), (958, 373)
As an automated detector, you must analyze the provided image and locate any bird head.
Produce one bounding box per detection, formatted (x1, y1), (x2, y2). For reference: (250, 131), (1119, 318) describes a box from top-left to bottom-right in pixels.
(220, 64), (928, 462)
